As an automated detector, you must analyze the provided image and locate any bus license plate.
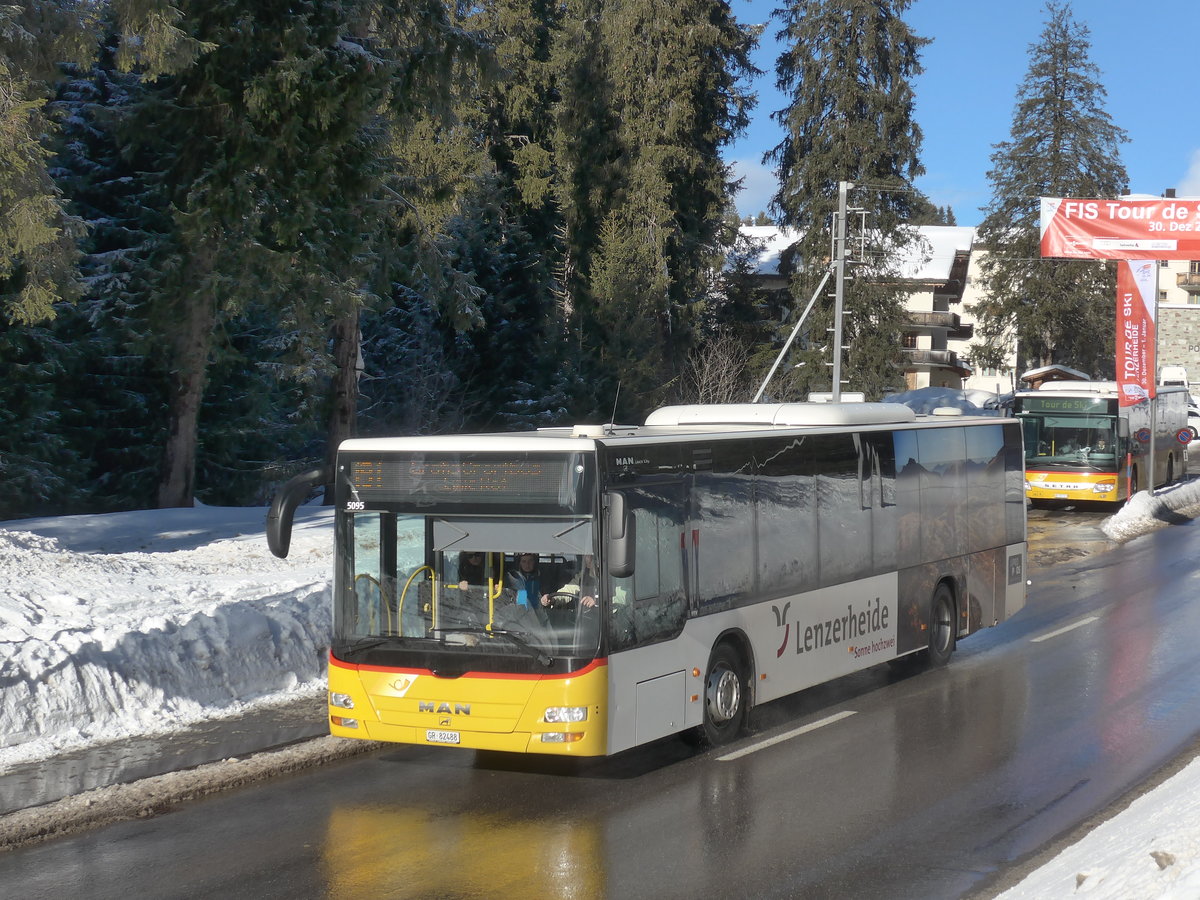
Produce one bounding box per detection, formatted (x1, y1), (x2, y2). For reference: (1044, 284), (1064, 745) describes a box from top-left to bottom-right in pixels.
(426, 729), (460, 744)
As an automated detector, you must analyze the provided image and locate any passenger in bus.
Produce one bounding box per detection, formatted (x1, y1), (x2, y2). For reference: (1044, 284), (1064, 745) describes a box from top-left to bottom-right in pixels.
(506, 552), (543, 610)
(457, 551), (486, 588)
(492, 554), (555, 636)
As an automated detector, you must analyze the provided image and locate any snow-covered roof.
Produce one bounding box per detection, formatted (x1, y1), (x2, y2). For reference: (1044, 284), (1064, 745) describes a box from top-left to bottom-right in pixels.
(738, 225), (802, 276)
(898, 225), (977, 281)
(882, 386), (1001, 415)
(738, 224), (976, 281)
(1019, 364), (1090, 383)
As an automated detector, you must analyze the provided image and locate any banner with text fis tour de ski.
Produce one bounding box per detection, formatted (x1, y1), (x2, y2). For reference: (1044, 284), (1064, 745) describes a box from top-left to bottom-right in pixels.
(1116, 259), (1157, 407)
(1039, 198), (1175, 408)
(1040, 197), (1200, 260)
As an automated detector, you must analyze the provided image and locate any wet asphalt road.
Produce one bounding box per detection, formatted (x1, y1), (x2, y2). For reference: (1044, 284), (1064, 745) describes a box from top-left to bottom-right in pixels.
(4, 509), (1200, 899)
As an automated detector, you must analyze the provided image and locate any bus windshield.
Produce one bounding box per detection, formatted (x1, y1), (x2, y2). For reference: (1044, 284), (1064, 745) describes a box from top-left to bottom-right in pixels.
(1019, 412), (1119, 470)
(334, 511), (600, 665)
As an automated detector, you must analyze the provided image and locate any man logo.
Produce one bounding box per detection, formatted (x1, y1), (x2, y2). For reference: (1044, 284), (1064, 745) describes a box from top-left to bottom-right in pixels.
(420, 701), (471, 716)
(772, 602), (792, 658)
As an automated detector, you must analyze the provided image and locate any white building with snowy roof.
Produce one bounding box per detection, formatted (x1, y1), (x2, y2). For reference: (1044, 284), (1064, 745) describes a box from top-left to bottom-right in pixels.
(737, 224), (1018, 394)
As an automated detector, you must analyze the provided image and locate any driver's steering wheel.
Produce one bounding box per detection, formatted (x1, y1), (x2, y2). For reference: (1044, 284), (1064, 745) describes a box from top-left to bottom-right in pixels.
(544, 591), (580, 610)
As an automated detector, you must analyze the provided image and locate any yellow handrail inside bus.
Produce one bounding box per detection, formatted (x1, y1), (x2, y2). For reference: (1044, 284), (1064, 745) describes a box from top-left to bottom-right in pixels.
(400, 565), (433, 635)
(485, 557), (507, 629)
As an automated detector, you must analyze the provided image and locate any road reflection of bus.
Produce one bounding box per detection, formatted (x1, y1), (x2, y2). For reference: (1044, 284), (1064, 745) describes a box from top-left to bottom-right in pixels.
(321, 807), (603, 898)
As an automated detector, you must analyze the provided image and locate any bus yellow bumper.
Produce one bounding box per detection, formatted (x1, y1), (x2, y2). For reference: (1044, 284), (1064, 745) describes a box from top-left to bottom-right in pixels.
(327, 655), (609, 756)
(1025, 471), (1119, 502)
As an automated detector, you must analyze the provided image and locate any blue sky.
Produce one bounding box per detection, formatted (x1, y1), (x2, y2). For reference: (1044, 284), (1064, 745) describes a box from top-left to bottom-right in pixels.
(725, 0), (1200, 224)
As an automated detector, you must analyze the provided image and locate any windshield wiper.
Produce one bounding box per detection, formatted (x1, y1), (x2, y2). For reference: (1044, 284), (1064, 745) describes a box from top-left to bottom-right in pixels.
(1034, 458), (1106, 471)
(342, 636), (394, 656)
(435, 626), (553, 667)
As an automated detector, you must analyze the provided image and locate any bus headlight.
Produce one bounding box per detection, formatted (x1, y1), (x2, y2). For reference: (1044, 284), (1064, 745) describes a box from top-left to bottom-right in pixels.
(330, 715), (359, 729)
(1092, 483), (1115, 493)
(329, 692), (355, 709)
(539, 732), (585, 743)
(544, 706), (588, 724)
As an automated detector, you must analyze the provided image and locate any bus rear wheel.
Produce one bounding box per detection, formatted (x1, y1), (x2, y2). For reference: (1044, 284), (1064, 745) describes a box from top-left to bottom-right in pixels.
(688, 643), (748, 747)
(925, 583), (956, 668)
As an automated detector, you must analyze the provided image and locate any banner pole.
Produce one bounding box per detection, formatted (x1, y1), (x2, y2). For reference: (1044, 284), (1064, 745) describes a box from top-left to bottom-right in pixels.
(1148, 263), (1161, 497)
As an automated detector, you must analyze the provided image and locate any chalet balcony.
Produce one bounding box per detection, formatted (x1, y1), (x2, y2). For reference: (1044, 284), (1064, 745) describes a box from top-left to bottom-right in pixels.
(1177, 272), (1200, 293)
(908, 310), (960, 329)
(901, 348), (970, 375)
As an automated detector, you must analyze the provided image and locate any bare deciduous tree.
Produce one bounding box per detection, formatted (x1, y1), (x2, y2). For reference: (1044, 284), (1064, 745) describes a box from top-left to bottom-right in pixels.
(680, 330), (752, 404)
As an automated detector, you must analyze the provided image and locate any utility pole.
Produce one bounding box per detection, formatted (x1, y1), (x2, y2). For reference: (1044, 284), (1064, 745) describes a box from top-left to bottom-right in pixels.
(831, 181), (853, 401)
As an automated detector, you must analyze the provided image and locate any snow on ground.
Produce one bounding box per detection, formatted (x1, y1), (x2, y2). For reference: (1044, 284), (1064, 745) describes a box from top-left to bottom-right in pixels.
(995, 752), (1200, 899)
(0, 503), (334, 767)
(3, 484), (1200, 893)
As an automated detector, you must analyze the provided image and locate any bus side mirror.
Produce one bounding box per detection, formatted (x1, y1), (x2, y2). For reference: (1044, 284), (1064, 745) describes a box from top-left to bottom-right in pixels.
(1116, 418), (1129, 439)
(267, 467), (330, 558)
(606, 491), (636, 579)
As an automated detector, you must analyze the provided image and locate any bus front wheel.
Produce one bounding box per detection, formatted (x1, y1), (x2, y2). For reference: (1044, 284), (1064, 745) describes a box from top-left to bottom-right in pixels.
(925, 583), (956, 668)
(688, 643), (748, 747)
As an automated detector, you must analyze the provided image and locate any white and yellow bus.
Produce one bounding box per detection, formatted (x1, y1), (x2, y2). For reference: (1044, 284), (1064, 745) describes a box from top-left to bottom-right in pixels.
(268, 402), (1027, 756)
(1013, 381), (1189, 504)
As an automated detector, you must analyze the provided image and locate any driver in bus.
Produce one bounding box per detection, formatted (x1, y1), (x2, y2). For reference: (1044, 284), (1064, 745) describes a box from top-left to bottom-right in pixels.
(547, 555), (598, 610)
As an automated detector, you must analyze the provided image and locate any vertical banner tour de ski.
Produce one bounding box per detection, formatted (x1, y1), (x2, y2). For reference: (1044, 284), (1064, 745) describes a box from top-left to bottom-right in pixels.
(1115, 259), (1157, 407)
(1040, 197), (1200, 406)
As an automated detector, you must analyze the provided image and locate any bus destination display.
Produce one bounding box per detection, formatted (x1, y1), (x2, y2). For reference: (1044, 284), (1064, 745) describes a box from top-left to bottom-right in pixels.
(1016, 396), (1113, 414)
(346, 454), (577, 507)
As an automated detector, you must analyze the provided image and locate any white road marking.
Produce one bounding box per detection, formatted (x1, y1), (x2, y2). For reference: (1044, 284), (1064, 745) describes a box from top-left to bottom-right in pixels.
(717, 710), (857, 762)
(1031, 615), (1100, 643)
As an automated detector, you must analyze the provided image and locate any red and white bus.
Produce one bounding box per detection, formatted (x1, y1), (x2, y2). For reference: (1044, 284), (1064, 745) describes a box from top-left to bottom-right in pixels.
(268, 402), (1027, 755)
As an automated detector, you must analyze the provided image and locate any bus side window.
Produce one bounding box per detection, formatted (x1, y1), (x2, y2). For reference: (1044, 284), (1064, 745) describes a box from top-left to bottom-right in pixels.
(861, 432), (897, 574)
(917, 427), (967, 560)
(609, 486), (686, 652)
(692, 442), (754, 611)
(755, 436), (817, 599)
(966, 424), (1007, 550)
(812, 433), (869, 587)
